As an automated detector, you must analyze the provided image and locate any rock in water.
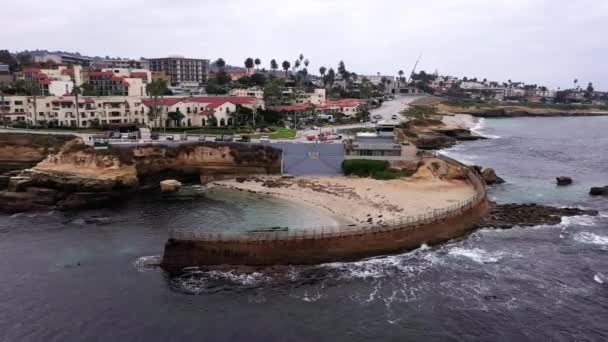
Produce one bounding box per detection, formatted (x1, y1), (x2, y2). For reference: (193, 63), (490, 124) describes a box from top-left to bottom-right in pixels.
(481, 168), (505, 185)
(556, 176), (573, 186)
(589, 186), (608, 196)
(477, 203), (598, 229)
(160, 179), (182, 193)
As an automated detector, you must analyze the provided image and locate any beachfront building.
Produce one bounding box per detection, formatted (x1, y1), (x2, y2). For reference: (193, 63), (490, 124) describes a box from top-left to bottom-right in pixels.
(141, 96), (264, 127)
(147, 56), (210, 85)
(344, 122), (416, 163)
(15, 66), (82, 96)
(0, 95), (147, 127)
(270, 98), (366, 117)
(87, 70), (146, 96)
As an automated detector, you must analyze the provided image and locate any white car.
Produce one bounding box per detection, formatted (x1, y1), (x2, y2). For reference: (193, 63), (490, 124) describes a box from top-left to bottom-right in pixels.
(373, 114), (383, 119)
(260, 135), (270, 143)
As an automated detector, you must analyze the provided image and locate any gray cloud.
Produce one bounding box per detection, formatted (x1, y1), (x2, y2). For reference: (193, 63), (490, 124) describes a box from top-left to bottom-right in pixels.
(5, 0), (608, 89)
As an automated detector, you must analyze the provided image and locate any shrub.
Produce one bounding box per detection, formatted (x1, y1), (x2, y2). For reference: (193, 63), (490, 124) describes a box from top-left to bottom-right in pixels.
(342, 159), (389, 177)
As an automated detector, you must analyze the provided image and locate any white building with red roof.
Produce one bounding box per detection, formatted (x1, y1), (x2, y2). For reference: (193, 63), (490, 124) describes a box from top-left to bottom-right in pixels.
(141, 96), (264, 127)
(16, 66), (82, 96)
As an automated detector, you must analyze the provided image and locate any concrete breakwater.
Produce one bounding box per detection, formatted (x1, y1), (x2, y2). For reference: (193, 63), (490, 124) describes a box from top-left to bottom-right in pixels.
(161, 157), (489, 271)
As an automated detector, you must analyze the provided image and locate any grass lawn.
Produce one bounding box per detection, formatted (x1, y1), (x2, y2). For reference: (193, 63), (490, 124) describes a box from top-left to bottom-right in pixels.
(251, 127), (297, 139)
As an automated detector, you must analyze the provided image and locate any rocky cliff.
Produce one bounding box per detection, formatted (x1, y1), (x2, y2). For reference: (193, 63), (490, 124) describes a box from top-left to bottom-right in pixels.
(0, 133), (74, 173)
(0, 140), (281, 212)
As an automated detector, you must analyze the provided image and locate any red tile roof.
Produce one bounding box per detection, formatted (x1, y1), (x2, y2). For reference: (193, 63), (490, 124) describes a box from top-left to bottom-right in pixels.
(22, 67), (41, 73)
(269, 104), (313, 111)
(61, 68), (74, 75)
(142, 96), (257, 110)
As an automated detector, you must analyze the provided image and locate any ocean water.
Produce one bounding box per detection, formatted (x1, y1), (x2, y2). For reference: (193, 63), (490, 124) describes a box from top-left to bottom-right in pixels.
(1, 117), (608, 341)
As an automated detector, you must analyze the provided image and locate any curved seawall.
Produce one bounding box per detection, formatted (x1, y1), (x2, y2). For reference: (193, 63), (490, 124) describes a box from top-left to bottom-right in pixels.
(162, 157), (489, 272)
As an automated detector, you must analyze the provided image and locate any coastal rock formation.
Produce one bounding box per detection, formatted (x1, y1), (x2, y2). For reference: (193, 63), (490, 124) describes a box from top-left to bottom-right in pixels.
(480, 168), (505, 185)
(160, 179), (182, 193)
(589, 186), (608, 196)
(0, 138), (281, 213)
(396, 118), (484, 150)
(556, 176), (573, 186)
(477, 203), (598, 229)
(0, 133), (74, 174)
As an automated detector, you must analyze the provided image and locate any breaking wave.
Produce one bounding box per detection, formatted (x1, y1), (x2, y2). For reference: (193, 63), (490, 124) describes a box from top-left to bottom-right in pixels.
(573, 232), (608, 246)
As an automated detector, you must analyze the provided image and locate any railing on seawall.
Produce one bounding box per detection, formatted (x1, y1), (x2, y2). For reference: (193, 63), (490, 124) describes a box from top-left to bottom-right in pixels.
(168, 154), (488, 243)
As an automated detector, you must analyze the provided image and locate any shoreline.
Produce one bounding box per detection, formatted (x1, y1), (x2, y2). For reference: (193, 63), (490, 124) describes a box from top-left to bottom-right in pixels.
(210, 162), (477, 227)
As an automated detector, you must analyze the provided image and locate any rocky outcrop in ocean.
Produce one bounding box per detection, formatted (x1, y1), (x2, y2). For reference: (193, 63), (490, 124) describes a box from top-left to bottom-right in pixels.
(476, 203), (598, 229)
(589, 186), (608, 196)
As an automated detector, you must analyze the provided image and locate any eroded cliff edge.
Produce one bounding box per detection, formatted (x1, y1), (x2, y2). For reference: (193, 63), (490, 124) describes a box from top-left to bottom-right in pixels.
(0, 137), (281, 212)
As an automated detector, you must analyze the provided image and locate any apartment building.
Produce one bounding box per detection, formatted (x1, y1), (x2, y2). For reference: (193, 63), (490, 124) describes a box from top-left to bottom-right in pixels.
(16, 66), (81, 96)
(1, 95), (263, 128)
(91, 58), (150, 70)
(147, 56), (210, 85)
(33, 54), (92, 66)
(1, 95), (148, 127)
(229, 87), (264, 100)
(87, 71), (145, 96)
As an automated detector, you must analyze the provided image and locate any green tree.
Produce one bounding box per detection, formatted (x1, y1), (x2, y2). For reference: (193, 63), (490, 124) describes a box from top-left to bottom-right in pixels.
(215, 58), (226, 71)
(326, 68), (336, 87)
(270, 59), (278, 76)
(254, 58), (261, 71)
(304, 58), (309, 69)
(0, 50), (18, 72)
(282, 60), (291, 77)
(263, 78), (285, 106)
(82, 83), (97, 96)
(398, 70), (404, 82)
(244, 57), (255, 70)
(585, 82), (594, 100)
(145, 79), (168, 126)
(251, 73), (267, 87)
(72, 85), (82, 128)
(167, 111), (185, 126)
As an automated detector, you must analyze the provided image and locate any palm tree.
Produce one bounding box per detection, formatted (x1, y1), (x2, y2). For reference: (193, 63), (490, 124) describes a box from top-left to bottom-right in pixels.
(270, 59), (278, 76)
(72, 85), (82, 128)
(145, 79), (168, 127)
(299, 53), (304, 63)
(573, 78), (578, 90)
(215, 58), (226, 72)
(282, 60), (291, 77)
(294, 59), (301, 71)
(254, 58), (261, 71)
(304, 58), (309, 69)
(398, 70), (404, 82)
(244, 57), (254, 75)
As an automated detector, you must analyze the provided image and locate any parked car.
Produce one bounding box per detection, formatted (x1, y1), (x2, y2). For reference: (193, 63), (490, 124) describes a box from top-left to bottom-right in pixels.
(222, 135), (233, 142)
(391, 114), (398, 120)
(233, 135), (243, 142)
(260, 135), (270, 143)
(373, 114), (383, 119)
(241, 135), (251, 142)
(150, 133), (159, 140)
(165, 135), (175, 141)
(306, 134), (317, 141)
(215, 135), (223, 142)
(329, 134), (342, 140)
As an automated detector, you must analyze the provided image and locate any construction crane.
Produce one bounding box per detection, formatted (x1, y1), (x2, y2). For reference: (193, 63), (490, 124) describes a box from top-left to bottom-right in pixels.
(407, 52), (423, 83)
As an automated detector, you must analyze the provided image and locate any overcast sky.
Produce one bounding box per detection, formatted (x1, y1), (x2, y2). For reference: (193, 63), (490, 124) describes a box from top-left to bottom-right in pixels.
(6, 0), (608, 90)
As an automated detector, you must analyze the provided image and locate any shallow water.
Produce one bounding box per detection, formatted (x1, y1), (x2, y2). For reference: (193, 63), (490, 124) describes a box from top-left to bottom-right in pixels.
(1, 117), (608, 341)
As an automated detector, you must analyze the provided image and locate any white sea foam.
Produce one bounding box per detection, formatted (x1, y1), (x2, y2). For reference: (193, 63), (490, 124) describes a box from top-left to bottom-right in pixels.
(470, 118), (501, 139)
(133, 255), (162, 272)
(320, 244), (433, 279)
(447, 247), (515, 264)
(561, 215), (598, 227)
(594, 273), (606, 284)
(573, 232), (608, 246)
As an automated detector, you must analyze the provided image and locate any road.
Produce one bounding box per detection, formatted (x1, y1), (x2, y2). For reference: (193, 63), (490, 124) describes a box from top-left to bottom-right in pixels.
(0, 95), (427, 145)
(293, 95), (426, 142)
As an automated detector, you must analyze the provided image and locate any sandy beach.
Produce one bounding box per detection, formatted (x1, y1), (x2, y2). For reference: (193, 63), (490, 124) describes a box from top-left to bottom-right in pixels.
(211, 170), (476, 226)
